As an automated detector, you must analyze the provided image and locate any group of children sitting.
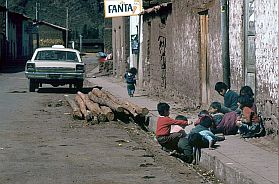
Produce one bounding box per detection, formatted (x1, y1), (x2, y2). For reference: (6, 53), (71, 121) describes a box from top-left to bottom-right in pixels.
(155, 85), (265, 163)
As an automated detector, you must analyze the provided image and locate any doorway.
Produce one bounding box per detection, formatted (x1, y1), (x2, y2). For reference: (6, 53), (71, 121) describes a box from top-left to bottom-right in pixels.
(244, 0), (256, 94)
(199, 11), (209, 104)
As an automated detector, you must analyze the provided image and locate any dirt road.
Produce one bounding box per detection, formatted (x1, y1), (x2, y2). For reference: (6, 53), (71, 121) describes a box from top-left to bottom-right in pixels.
(0, 62), (209, 183)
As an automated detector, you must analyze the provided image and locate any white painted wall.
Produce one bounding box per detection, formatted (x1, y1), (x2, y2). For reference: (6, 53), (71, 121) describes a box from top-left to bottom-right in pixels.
(254, 0), (279, 102)
(129, 15), (139, 69)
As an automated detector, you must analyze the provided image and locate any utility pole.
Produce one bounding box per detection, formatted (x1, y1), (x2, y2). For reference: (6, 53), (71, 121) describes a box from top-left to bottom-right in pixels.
(5, 0), (8, 41)
(79, 34), (83, 52)
(66, 7), (69, 48)
(35, 2), (40, 21)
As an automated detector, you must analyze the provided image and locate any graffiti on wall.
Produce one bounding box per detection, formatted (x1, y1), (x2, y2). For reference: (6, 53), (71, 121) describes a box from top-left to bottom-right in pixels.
(158, 35), (166, 88)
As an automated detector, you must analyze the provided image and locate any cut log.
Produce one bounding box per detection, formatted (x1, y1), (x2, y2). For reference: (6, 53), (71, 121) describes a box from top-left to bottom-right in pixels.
(75, 95), (91, 121)
(101, 89), (122, 105)
(88, 92), (124, 112)
(64, 95), (83, 119)
(77, 91), (106, 122)
(120, 99), (148, 116)
(100, 106), (115, 121)
(101, 88), (149, 116)
(122, 101), (138, 117)
(92, 88), (108, 98)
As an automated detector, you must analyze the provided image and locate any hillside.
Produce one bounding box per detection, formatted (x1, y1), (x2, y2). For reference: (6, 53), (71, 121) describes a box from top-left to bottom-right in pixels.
(0, 0), (105, 40)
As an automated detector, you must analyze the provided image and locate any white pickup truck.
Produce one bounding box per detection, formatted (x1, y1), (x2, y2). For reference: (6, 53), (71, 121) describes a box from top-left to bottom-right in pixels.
(25, 45), (85, 92)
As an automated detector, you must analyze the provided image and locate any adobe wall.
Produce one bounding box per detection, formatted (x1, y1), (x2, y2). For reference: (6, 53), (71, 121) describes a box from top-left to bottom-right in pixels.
(140, 0), (278, 124)
(228, 0), (244, 91)
(112, 17), (130, 78)
(254, 0), (278, 121)
(141, 0), (223, 109)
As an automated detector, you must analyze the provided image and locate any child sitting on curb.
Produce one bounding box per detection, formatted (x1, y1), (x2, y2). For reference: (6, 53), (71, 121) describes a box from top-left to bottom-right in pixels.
(208, 101), (224, 126)
(170, 115), (188, 137)
(235, 95), (265, 138)
(194, 110), (210, 126)
(155, 102), (190, 151)
(190, 114), (225, 150)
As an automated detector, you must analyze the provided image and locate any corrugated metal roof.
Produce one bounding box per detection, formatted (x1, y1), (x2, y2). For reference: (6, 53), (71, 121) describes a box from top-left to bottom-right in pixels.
(34, 21), (69, 31)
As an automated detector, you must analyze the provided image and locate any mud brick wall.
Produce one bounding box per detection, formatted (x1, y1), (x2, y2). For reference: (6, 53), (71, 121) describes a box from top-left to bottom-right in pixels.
(207, 1), (223, 103)
(104, 18), (112, 53)
(170, 0), (201, 108)
(141, 0), (223, 108)
(228, 0), (244, 91)
(141, 0), (278, 118)
(112, 17), (130, 78)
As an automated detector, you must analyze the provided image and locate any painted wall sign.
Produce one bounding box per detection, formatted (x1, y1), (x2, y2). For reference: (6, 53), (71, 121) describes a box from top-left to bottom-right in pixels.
(104, 0), (142, 18)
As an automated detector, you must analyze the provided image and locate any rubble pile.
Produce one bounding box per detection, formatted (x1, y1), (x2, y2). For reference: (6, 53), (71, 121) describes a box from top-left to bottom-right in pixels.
(64, 88), (149, 124)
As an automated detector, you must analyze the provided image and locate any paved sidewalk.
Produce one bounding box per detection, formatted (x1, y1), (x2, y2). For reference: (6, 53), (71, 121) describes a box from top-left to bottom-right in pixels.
(86, 76), (278, 184)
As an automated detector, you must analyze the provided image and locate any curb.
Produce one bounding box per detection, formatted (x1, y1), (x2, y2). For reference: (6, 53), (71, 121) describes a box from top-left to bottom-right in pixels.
(147, 114), (276, 184)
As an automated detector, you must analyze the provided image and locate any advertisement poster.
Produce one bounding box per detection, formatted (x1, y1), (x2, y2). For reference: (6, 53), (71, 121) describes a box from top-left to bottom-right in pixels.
(104, 0), (143, 18)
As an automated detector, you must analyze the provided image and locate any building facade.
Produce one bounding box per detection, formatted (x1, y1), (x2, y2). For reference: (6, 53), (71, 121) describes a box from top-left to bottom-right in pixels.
(137, 0), (278, 121)
(34, 21), (68, 48)
(0, 5), (6, 66)
(0, 8), (33, 67)
(112, 17), (130, 77)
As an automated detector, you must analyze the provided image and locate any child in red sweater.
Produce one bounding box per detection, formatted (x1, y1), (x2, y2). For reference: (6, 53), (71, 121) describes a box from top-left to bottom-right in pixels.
(156, 102), (189, 150)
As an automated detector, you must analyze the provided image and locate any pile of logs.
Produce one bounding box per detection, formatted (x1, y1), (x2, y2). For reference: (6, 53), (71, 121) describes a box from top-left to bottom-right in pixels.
(64, 88), (149, 124)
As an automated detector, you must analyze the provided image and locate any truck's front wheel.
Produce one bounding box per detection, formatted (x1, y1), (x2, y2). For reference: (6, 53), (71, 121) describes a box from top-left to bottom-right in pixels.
(29, 79), (37, 92)
(75, 81), (83, 90)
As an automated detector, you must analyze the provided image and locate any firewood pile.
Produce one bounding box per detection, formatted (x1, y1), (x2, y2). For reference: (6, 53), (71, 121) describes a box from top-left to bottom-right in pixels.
(64, 88), (149, 124)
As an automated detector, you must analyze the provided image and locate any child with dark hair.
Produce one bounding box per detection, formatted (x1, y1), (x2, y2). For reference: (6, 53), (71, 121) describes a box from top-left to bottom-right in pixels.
(124, 69), (136, 97)
(240, 86), (254, 97)
(156, 103), (190, 151)
(170, 115), (188, 137)
(175, 115), (188, 121)
(194, 110), (210, 126)
(239, 85), (257, 113)
(214, 82), (239, 113)
(235, 95), (264, 138)
(208, 101), (224, 126)
(189, 115), (225, 149)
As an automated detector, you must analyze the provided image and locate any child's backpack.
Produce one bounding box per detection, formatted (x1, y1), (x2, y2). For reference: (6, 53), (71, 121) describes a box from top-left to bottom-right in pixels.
(125, 73), (135, 83)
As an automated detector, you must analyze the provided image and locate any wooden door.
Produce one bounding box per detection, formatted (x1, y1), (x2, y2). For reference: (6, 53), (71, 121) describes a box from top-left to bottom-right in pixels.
(199, 12), (209, 105)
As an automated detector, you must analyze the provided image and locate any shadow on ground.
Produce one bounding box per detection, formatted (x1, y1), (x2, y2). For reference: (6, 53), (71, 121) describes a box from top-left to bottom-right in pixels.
(37, 87), (94, 94)
(0, 66), (25, 73)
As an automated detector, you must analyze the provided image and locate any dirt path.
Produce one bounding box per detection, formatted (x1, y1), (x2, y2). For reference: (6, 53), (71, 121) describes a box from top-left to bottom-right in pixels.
(0, 66), (213, 183)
